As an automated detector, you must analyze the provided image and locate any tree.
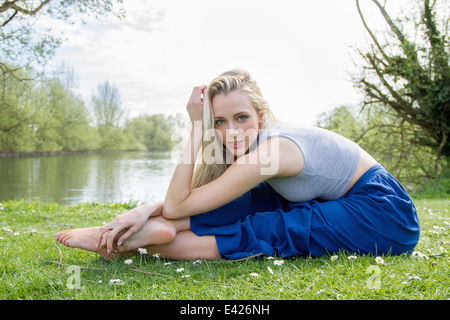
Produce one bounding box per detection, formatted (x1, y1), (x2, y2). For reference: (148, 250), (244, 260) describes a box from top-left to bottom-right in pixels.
(39, 78), (96, 151)
(0, 67), (38, 152)
(0, 64), (100, 153)
(354, 0), (449, 170)
(0, 1), (125, 153)
(125, 114), (179, 151)
(91, 81), (125, 129)
(316, 104), (439, 189)
(0, 0), (124, 77)
(90, 81), (131, 151)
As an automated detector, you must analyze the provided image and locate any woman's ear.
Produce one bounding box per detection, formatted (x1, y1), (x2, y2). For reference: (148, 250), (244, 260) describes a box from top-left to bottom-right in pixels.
(258, 111), (264, 128)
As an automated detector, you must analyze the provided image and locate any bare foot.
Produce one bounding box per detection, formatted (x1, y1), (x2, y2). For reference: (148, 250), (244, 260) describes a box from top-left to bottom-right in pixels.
(117, 215), (177, 253)
(55, 227), (119, 260)
(55, 216), (180, 259)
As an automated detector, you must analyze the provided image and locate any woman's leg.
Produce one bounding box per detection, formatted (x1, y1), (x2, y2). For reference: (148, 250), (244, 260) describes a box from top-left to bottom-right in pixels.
(144, 231), (220, 260)
(54, 225), (220, 260)
(55, 182), (281, 260)
(113, 214), (190, 253)
(211, 164), (420, 259)
(55, 214), (191, 258)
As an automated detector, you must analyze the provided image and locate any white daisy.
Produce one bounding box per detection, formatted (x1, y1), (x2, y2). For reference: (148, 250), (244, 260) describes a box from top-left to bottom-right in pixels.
(375, 256), (384, 264)
(274, 260), (284, 266)
(137, 248), (148, 255)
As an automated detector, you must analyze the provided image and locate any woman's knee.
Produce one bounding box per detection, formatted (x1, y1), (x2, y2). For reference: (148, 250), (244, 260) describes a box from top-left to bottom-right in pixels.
(153, 231), (221, 260)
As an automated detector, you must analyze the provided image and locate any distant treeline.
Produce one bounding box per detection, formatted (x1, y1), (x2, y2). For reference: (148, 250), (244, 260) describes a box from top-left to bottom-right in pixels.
(0, 64), (187, 154)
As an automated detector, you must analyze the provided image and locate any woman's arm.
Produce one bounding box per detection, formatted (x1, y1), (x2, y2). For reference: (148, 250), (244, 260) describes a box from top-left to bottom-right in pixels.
(162, 136), (303, 220)
(96, 201), (163, 252)
(162, 85), (205, 217)
(162, 85), (303, 220)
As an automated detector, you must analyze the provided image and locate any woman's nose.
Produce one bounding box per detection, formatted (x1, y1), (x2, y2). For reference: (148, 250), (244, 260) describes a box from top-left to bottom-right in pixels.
(227, 124), (243, 136)
(228, 128), (239, 136)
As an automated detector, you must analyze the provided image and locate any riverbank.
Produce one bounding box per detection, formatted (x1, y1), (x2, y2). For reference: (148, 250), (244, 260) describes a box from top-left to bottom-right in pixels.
(0, 198), (448, 300)
(0, 149), (145, 158)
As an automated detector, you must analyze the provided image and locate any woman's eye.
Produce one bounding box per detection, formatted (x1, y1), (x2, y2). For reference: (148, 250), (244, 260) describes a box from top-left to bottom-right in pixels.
(215, 119), (224, 125)
(237, 115), (248, 121)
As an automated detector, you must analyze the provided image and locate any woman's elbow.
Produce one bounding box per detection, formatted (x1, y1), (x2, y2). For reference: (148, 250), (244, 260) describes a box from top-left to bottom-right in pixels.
(161, 205), (174, 219)
(161, 204), (181, 220)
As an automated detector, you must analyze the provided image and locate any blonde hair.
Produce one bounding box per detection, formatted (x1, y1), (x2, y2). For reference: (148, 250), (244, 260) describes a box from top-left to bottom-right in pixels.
(191, 69), (276, 188)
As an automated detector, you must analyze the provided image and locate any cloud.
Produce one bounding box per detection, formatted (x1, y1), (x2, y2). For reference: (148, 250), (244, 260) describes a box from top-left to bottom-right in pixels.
(47, 0), (411, 125)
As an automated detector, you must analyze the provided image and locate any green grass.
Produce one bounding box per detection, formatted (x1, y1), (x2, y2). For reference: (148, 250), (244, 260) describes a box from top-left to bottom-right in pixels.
(0, 198), (449, 300)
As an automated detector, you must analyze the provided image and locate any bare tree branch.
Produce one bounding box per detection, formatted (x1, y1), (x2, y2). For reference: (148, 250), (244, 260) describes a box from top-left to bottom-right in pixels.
(10, 0), (51, 15)
(355, 0), (449, 163)
(356, 0), (390, 62)
(370, 0), (406, 43)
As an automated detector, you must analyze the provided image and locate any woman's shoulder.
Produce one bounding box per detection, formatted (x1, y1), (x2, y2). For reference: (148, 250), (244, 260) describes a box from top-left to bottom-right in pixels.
(267, 122), (321, 133)
(268, 122), (357, 144)
(263, 122), (327, 141)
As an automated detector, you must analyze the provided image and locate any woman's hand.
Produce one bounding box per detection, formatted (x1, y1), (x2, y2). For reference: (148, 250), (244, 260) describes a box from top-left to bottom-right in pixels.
(96, 202), (163, 253)
(186, 85), (207, 124)
(162, 85), (206, 220)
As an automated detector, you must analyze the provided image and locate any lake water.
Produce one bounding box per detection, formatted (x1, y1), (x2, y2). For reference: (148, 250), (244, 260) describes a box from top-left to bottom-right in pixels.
(0, 152), (176, 205)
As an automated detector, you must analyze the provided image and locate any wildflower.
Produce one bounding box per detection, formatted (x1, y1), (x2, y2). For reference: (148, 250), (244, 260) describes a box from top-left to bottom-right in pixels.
(124, 259), (133, 265)
(402, 275), (422, 285)
(138, 248), (148, 255)
(152, 253), (160, 258)
(267, 266), (274, 274)
(274, 260), (284, 266)
(181, 275), (190, 279)
(348, 255), (357, 260)
(110, 279), (121, 283)
(375, 256), (384, 264)
(193, 260), (202, 266)
(176, 268), (185, 273)
(439, 247), (447, 253)
(412, 251), (428, 259)
(330, 255), (338, 261)
(250, 273), (259, 278)
(266, 257), (274, 260)
(164, 262), (172, 266)
(2, 227), (13, 233)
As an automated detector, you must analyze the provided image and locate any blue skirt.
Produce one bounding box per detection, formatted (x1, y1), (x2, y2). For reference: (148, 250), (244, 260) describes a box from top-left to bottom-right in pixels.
(190, 164), (420, 260)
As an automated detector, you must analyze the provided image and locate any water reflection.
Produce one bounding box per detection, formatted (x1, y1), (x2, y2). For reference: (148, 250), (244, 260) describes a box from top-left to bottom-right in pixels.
(0, 152), (176, 205)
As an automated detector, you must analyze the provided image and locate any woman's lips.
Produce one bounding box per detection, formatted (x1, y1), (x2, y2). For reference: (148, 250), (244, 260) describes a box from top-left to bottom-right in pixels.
(229, 140), (244, 149)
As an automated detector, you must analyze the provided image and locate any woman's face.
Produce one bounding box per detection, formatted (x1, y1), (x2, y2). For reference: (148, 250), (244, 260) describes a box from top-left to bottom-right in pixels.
(212, 90), (262, 158)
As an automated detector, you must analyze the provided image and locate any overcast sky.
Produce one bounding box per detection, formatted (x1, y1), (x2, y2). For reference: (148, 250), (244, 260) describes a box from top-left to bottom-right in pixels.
(45, 0), (411, 125)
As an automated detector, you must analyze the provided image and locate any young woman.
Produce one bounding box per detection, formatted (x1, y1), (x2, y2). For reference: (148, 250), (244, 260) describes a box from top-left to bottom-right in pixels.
(55, 69), (420, 260)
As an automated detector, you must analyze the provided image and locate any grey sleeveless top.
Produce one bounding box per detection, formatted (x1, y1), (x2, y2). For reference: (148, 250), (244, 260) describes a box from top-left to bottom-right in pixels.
(257, 124), (361, 202)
